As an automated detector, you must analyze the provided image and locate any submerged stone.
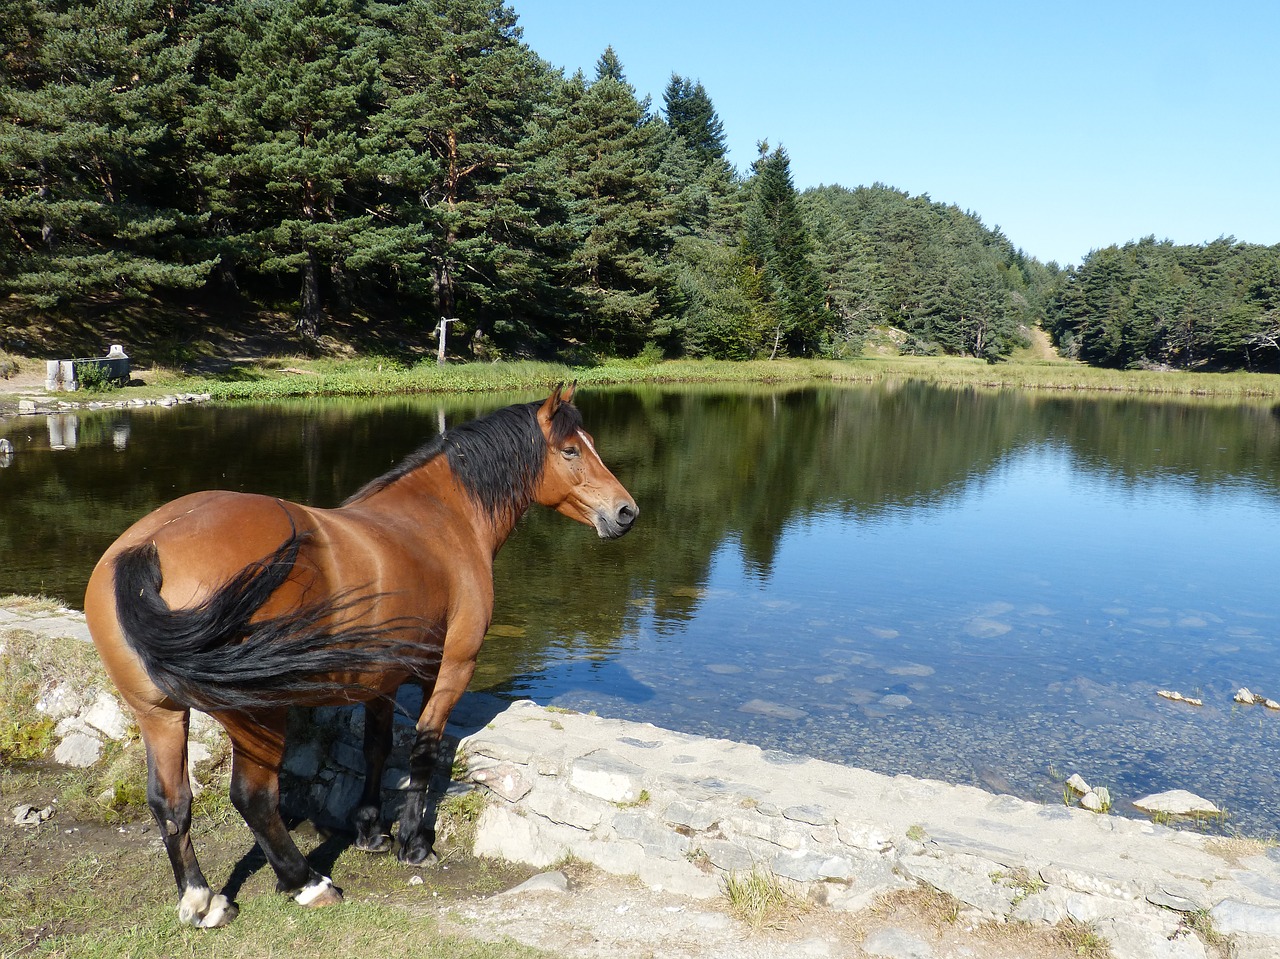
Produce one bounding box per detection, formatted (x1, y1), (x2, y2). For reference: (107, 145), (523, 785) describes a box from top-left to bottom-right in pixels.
(1132, 789), (1220, 817)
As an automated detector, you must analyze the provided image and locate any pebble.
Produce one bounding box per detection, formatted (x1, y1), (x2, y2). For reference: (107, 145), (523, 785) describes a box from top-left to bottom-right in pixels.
(12, 803), (53, 826)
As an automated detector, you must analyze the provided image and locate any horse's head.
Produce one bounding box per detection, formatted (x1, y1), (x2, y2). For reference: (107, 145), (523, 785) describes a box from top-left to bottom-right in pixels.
(534, 384), (638, 539)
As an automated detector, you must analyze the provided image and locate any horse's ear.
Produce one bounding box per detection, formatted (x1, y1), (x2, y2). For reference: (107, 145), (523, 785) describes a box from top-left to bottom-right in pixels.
(562, 380), (577, 405)
(537, 384), (564, 428)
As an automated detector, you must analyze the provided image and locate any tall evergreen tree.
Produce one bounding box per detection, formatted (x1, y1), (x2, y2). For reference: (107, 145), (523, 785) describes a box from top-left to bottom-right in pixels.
(662, 74), (728, 169)
(188, 0), (387, 338)
(594, 45), (625, 83)
(370, 0), (558, 351)
(0, 0), (214, 307)
(543, 60), (674, 351)
(740, 145), (824, 356)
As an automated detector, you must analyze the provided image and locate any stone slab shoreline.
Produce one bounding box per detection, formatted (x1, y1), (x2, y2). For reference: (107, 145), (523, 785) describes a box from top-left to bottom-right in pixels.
(7, 604), (1280, 959)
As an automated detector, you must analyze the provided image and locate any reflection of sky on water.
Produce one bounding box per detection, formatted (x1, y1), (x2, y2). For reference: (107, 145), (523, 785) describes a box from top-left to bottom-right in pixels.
(506, 445), (1280, 835)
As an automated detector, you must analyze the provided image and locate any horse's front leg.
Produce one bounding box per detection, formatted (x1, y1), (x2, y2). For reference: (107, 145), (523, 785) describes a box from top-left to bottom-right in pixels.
(398, 650), (479, 864)
(351, 697), (394, 853)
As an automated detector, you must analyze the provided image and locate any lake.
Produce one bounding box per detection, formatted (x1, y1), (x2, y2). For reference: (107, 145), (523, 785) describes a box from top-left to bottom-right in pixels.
(2, 382), (1279, 833)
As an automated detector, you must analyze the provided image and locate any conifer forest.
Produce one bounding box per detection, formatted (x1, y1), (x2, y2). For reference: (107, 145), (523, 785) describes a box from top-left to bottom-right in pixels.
(3, 0), (1279, 369)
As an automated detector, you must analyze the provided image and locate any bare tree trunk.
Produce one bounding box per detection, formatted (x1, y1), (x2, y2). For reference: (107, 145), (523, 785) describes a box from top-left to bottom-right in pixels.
(769, 323), (784, 360)
(298, 250), (323, 341)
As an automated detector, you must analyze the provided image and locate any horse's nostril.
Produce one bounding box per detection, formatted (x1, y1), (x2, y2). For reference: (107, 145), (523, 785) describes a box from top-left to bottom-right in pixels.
(617, 502), (637, 526)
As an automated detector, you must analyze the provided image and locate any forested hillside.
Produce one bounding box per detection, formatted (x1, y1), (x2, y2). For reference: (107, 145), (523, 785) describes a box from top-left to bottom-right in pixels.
(2, 0), (1277, 369)
(1044, 237), (1280, 371)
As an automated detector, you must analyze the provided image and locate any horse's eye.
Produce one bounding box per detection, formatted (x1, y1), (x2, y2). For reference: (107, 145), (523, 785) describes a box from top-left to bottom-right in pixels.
(562, 446), (580, 459)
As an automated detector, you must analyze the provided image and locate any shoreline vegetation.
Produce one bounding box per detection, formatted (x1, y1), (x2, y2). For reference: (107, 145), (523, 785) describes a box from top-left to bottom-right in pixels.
(7, 347), (1280, 409)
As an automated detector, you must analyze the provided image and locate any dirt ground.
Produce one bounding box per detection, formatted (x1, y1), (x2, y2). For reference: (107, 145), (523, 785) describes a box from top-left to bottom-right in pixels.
(0, 363), (69, 398)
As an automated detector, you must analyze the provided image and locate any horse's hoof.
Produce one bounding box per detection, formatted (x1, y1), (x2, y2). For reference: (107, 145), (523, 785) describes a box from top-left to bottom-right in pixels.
(397, 839), (438, 866)
(198, 895), (238, 928)
(178, 887), (237, 928)
(294, 876), (343, 908)
(355, 833), (394, 854)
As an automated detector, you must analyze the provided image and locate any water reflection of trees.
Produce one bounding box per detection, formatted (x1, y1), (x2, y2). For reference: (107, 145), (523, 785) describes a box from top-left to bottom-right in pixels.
(2, 384), (1278, 686)
(481, 384), (1280, 695)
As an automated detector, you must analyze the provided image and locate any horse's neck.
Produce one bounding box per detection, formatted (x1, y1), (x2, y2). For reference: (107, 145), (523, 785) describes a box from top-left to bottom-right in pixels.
(352, 455), (524, 556)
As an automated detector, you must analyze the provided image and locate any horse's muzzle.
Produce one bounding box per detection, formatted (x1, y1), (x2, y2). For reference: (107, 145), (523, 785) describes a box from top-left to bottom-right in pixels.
(596, 500), (638, 539)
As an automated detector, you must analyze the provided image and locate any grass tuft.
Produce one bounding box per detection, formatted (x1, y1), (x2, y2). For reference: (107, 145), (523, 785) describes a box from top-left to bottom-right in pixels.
(1054, 918), (1111, 957)
(436, 788), (489, 859)
(0, 594), (67, 614)
(720, 866), (810, 929)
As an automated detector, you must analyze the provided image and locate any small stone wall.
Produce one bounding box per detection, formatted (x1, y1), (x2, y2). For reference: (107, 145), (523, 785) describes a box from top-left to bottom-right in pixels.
(282, 690), (1280, 959)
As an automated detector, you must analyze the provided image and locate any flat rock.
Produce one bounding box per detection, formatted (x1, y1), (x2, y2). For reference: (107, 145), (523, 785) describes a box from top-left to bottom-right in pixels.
(1211, 899), (1280, 936)
(12, 803), (53, 826)
(82, 691), (130, 740)
(738, 699), (807, 720)
(569, 750), (645, 803)
(54, 730), (102, 768)
(1097, 915), (1207, 959)
(862, 926), (934, 959)
(501, 870), (569, 896)
(471, 762), (533, 802)
(1131, 790), (1220, 816)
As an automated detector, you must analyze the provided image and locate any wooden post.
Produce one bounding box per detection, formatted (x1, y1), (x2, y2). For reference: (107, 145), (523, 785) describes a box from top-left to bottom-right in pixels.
(435, 317), (459, 366)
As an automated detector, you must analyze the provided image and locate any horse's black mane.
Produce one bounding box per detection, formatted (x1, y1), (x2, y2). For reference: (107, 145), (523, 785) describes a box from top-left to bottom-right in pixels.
(343, 399), (584, 519)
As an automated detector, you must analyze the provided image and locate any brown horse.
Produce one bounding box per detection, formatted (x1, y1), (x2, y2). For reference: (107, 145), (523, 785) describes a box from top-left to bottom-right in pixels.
(84, 385), (636, 928)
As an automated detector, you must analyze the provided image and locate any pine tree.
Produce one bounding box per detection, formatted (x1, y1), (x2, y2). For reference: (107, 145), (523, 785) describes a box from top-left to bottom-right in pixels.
(595, 45), (625, 83)
(369, 0), (560, 351)
(188, 0), (386, 339)
(662, 74), (728, 169)
(740, 145), (825, 356)
(0, 0), (215, 307)
(542, 60), (675, 351)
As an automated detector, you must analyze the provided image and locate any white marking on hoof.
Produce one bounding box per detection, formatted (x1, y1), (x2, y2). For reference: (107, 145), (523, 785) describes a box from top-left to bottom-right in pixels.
(178, 886), (212, 926)
(294, 875), (338, 907)
(198, 894), (237, 928)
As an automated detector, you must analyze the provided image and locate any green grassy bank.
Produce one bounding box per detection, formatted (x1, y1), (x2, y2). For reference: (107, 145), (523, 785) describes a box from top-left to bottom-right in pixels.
(8, 346), (1280, 404)
(160, 355), (1280, 403)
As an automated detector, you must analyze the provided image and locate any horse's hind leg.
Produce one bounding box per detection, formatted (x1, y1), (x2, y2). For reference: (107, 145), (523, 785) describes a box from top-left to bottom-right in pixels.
(222, 711), (343, 908)
(351, 697), (394, 853)
(138, 709), (237, 928)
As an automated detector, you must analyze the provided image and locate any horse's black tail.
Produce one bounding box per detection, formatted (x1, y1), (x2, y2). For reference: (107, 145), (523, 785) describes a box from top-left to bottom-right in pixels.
(113, 531), (435, 713)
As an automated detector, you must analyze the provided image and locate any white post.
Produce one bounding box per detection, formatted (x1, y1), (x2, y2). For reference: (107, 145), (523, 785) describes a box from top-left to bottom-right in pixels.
(436, 317), (458, 366)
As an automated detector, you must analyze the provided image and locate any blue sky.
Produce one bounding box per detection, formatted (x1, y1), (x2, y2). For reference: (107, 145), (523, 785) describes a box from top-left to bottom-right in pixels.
(515, 1), (1280, 267)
